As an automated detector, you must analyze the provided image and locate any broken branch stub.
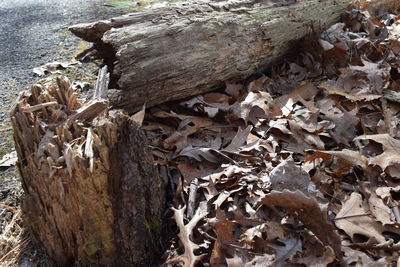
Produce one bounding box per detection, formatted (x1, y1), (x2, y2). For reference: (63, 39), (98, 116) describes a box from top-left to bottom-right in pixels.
(11, 67), (165, 266)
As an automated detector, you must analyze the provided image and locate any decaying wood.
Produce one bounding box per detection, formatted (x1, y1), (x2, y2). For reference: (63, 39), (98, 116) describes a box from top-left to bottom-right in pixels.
(70, 0), (399, 113)
(11, 67), (165, 266)
(93, 65), (110, 99)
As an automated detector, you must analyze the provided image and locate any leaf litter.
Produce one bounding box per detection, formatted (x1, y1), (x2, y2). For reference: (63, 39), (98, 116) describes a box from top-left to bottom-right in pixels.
(142, 4), (400, 266)
(4, 3), (400, 267)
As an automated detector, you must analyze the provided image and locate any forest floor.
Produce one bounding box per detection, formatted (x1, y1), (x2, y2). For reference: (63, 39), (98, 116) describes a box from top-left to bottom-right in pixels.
(146, 4), (400, 266)
(2, 1), (400, 266)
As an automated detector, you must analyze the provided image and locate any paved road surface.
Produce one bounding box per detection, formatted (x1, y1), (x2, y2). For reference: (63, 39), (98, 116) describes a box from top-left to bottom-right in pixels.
(0, 0), (124, 152)
(0, 1), (123, 265)
(0, 0), (123, 97)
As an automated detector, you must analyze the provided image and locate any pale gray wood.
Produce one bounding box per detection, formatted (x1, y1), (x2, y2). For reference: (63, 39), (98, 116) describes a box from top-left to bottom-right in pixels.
(70, 0), (398, 113)
(93, 65), (110, 100)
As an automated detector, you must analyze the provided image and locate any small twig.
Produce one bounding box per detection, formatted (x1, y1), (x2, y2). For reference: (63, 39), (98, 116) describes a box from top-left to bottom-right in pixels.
(0, 202), (20, 214)
(340, 184), (358, 192)
(93, 65), (110, 100)
(197, 228), (248, 251)
(0, 238), (29, 263)
(203, 125), (238, 130)
(148, 145), (171, 153)
(22, 101), (58, 113)
(393, 206), (400, 223)
(166, 164), (176, 198)
(0, 126), (12, 132)
(187, 178), (199, 219)
(333, 213), (372, 221)
(388, 199), (400, 223)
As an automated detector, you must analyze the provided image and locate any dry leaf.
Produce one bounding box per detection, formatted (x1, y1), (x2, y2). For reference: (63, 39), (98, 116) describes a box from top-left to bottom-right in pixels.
(241, 222), (286, 245)
(225, 82), (244, 100)
(224, 126), (252, 152)
(210, 209), (238, 267)
(226, 255), (245, 267)
(167, 202), (209, 267)
(0, 151), (18, 168)
(348, 58), (390, 93)
(275, 83), (319, 116)
(130, 104), (145, 126)
(203, 92), (231, 104)
(305, 150), (368, 169)
(343, 246), (389, 266)
(296, 250), (336, 267)
(244, 238), (302, 267)
(324, 107), (359, 145)
(335, 192), (386, 243)
(33, 61), (79, 76)
(229, 90), (272, 124)
(269, 159), (315, 192)
(176, 161), (219, 185)
(177, 146), (219, 163)
(360, 182), (394, 225)
(355, 134), (400, 178)
(319, 81), (381, 101)
(259, 190), (342, 258)
(147, 7), (400, 266)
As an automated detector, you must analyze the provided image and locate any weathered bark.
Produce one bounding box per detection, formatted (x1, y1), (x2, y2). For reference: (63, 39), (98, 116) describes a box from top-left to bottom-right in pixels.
(11, 67), (165, 266)
(70, 0), (399, 113)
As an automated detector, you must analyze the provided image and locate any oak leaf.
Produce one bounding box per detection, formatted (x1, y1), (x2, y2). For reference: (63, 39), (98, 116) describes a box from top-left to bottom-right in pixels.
(244, 238), (302, 267)
(167, 202), (209, 267)
(259, 190), (342, 258)
(355, 134), (400, 178)
(335, 192), (386, 243)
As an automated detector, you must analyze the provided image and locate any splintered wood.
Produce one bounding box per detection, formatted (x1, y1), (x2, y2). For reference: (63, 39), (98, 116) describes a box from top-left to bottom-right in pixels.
(10, 67), (164, 266)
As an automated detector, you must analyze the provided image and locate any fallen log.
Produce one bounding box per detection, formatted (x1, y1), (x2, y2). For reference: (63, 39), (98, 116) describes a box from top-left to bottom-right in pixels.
(70, 0), (398, 113)
(11, 67), (165, 266)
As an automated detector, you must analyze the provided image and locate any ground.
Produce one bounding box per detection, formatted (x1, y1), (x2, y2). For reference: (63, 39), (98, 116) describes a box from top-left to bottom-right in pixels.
(0, 1), (126, 265)
(3, 1), (400, 266)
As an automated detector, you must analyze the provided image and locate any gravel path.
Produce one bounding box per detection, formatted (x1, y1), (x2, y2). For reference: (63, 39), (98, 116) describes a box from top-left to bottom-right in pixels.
(0, 1), (125, 265)
(0, 0), (124, 106)
(0, 0), (126, 153)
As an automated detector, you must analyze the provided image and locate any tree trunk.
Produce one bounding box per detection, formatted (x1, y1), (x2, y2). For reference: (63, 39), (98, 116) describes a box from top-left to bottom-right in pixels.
(11, 67), (165, 266)
(70, 0), (398, 113)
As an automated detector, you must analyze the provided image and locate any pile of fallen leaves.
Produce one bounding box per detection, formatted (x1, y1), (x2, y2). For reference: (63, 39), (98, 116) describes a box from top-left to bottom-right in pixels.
(139, 4), (400, 266)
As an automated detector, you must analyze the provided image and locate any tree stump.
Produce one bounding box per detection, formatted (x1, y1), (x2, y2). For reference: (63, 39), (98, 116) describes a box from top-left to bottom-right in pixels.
(11, 67), (165, 266)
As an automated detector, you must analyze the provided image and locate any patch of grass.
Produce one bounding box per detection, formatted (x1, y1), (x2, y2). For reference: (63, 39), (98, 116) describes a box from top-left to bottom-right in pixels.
(104, 0), (179, 12)
(72, 40), (92, 59)
(104, 1), (139, 8)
